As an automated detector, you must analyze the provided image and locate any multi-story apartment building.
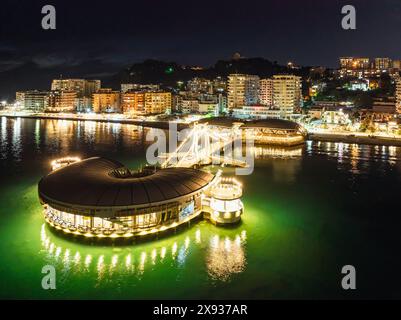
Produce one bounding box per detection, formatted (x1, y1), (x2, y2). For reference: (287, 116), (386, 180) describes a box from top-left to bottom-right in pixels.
(15, 92), (25, 107)
(392, 60), (401, 70)
(272, 75), (302, 118)
(338, 57), (401, 78)
(144, 91), (171, 114)
(121, 83), (160, 93)
(340, 57), (370, 70)
(75, 97), (93, 113)
(186, 77), (226, 95)
(51, 79), (101, 97)
(187, 78), (213, 94)
(374, 58), (392, 70)
(259, 78), (273, 106)
(212, 77), (227, 93)
(338, 57), (373, 78)
(227, 74), (259, 110)
(180, 99), (199, 114)
(396, 79), (401, 114)
(46, 90), (77, 112)
(92, 89), (121, 113)
(20, 90), (49, 111)
(121, 91), (171, 115)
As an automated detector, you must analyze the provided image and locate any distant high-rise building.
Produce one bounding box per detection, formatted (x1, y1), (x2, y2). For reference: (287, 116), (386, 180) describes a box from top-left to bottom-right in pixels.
(187, 78), (212, 94)
(396, 79), (401, 114)
(122, 91), (171, 115)
(259, 78), (273, 106)
(51, 79), (100, 97)
(338, 57), (373, 78)
(392, 60), (401, 70)
(92, 88), (121, 113)
(337, 57), (400, 78)
(375, 58), (392, 70)
(339, 57), (370, 69)
(227, 74), (259, 110)
(272, 75), (302, 118)
(121, 83), (160, 93)
(84, 80), (101, 97)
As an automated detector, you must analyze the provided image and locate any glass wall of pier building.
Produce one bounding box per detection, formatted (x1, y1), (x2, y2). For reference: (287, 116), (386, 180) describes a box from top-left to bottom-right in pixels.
(38, 157), (243, 237)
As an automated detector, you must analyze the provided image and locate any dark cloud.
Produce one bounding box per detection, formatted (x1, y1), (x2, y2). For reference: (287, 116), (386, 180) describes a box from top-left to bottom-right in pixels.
(0, 0), (400, 98)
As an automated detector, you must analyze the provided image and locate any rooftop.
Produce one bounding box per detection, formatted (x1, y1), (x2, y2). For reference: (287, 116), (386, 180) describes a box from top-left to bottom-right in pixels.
(197, 116), (301, 131)
(39, 157), (215, 209)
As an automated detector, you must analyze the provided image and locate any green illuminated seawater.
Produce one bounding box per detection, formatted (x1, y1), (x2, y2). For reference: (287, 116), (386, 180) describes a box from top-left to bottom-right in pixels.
(1, 117), (401, 299)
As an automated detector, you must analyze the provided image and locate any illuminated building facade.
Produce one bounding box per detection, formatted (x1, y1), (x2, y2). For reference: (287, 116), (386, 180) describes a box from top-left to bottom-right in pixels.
(272, 75), (302, 118)
(340, 57), (370, 70)
(259, 78), (273, 106)
(15, 91), (25, 108)
(121, 83), (160, 93)
(51, 79), (101, 97)
(187, 77), (213, 94)
(93, 88), (121, 113)
(375, 57), (392, 70)
(21, 90), (49, 111)
(227, 74), (260, 110)
(232, 105), (281, 119)
(180, 99), (199, 113)
(396, 79), (401, 114)
(122, 91), (172, 115)
(337, 57), (401, 78)
(46, 90), (77, 112)
(38, 157), (243, 238)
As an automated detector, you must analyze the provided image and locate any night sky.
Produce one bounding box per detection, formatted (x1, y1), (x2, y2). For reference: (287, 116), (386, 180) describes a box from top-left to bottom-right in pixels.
(0, 0), (401, 99)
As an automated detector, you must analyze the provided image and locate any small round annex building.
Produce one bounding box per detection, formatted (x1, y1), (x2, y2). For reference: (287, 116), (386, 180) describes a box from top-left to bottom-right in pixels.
(38, 157), (243, 238)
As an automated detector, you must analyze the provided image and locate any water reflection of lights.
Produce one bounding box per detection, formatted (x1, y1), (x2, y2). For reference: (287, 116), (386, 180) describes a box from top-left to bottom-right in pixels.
(0, 117), (7, 154)
(250, 146), (303, 159)
(206, 234), (246, 282)
(310, 141), (401, 173)
(12, 117), (22, 160)
(40, 224), (247, 282)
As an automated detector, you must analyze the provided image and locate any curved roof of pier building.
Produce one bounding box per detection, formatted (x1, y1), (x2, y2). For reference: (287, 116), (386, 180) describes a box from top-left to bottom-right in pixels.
(241, 118), (301, 131)
(197, 117), (302, 132)
(38, 157), (215, 213)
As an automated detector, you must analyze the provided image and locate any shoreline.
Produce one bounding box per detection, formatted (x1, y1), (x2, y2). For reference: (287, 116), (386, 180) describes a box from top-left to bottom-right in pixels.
(3, 112), (401, 147)
(0, 113), (190, 131)
(308, 132), (401, 147)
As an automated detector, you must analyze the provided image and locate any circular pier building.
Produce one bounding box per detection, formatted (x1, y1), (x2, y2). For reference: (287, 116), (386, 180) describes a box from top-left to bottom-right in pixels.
(38, 157), (243, 238)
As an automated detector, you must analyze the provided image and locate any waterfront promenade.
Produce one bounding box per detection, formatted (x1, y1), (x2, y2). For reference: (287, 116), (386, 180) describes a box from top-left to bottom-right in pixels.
(0, 112), (190, 131)
(2, 111), (401, 147)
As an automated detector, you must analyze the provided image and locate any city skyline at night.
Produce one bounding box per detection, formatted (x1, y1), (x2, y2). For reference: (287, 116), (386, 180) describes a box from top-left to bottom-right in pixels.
(3, 0), (401, 309)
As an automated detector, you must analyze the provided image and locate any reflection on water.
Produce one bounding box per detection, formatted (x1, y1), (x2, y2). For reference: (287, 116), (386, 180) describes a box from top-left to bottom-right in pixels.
(251, 145), (303, 159)
(11, 117), (22, 161)
(306, 140), (401, 175)
(40, 224), (247, 284)
(0, 118), (153, 164)
(206, 231), (247, 282)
